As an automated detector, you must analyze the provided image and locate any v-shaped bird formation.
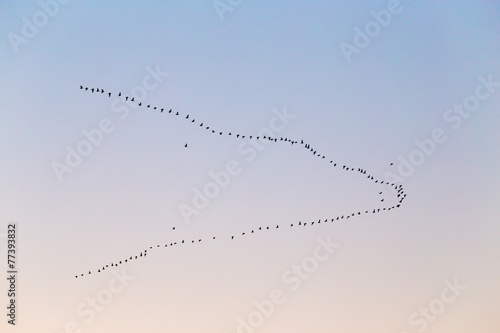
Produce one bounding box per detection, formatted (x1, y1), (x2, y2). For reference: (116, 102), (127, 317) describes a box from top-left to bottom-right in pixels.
(75, 85), (407, 278)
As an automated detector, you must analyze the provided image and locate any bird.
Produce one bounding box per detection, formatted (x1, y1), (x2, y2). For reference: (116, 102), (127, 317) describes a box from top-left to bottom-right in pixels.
(80, 85), (83, 89)
(108, 92), (111, 97)
(161, 108), (164, 112)
(185, 144), (188, 148)
(118, 92), (121, 96)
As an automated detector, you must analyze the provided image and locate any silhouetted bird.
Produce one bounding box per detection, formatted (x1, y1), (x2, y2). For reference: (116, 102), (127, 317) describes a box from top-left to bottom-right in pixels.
(185, 144), (188, 148)
(108, 92), (111, 97)
(118, 92), (121, 96)
(80, 85), (83, 89)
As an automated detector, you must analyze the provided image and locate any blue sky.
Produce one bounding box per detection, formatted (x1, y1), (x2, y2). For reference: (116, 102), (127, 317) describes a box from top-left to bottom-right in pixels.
(1, 1), (499, 332)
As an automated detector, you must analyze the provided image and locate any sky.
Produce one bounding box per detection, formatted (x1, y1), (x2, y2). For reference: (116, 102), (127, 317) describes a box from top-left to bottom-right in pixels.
(1, 1), (499, 332)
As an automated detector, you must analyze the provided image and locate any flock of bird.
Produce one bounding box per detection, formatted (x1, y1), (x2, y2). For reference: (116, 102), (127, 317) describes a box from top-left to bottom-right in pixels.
(75, 85), (407, 278)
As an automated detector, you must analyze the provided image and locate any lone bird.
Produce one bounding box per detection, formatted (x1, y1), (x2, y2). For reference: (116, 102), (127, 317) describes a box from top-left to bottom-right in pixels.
(184, 143), (188, 148)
